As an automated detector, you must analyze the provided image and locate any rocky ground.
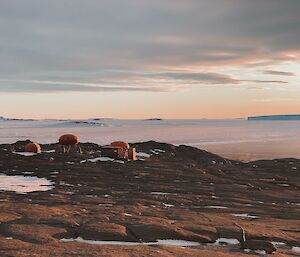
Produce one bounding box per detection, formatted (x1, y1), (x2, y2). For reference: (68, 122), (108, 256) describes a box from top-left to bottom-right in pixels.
(0, 140), (299, 256)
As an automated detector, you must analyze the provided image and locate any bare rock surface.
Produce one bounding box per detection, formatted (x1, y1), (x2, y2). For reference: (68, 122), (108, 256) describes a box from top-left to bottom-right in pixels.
(0, 140), (299, 256)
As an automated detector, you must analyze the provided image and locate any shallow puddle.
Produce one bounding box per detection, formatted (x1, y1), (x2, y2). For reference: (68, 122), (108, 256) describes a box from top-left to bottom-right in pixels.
(61, 237), (201, 246)
(231, 213), (259, 219)
(0, 174), (53, 194)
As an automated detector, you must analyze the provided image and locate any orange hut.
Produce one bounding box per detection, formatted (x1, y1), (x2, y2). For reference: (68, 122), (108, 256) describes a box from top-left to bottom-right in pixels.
(101, 141), (136, 160)
(24, 143), (42, 153)
(59, 134), (80, 153)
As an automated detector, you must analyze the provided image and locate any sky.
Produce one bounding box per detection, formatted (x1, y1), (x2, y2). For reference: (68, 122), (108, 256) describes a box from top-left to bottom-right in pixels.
(0, 0), (299, 119)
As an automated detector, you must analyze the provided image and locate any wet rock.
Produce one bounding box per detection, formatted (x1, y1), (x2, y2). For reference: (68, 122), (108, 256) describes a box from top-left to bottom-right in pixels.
(217, 226), (245, 242)
(1, 224), (66, 244)
(0, 212), (20, 223)
(241, 240), (276, 254)
(127, 224), (213, 243)
(78, 222), (134, 241)
(0, 236), (31, 250)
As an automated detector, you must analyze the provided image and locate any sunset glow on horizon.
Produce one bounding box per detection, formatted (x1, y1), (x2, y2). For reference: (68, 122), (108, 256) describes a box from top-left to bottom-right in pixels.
(0, 0), (299, 119)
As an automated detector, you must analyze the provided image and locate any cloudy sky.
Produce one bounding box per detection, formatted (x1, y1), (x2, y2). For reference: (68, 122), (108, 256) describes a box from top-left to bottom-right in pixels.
(0, 0), (299, 119)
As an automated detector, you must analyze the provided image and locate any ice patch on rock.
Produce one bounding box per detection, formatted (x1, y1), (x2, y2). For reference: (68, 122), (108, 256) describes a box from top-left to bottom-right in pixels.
(87, 157), (115, 162)
(244, 249), (266, 255)
(278, 183), (290, 187)
(150, 149), (166, 155)
(204, 205), (228, 209)
(271, 241), (286, 246)
(0, 174), (53, 194)
(43, 150), (55, 153)
(136, 152), (151, 158)
(163, 203), (175, 208)
(231, 213), (259, 219)
(61, 237), (201, 246)
(212, 238), (240, 245)
(292, 246), (300, 253)
(81, 157), (125, 164)
(153, 149), (166, 153)
(114, 160), (125, 164)
(151, 192), (174, 195)
(12, 152), (37, 156)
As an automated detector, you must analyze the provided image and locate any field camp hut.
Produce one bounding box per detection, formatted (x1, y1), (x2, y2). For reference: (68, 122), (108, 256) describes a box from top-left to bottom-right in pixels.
(59, 134), (81, 153)
(101, 141), (137, 160)
(24, 142), (42, 153)
(128, 147), (137, 161)
(110, 141), (130, 150)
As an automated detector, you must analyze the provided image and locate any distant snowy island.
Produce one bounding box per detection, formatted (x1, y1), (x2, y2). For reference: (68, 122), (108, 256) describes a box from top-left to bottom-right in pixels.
(248, 114), (300, 120)
(0, 116), (34, 121)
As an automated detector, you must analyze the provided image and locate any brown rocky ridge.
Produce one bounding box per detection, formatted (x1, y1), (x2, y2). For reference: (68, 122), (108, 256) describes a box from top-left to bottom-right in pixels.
(0, 140), (299, 256)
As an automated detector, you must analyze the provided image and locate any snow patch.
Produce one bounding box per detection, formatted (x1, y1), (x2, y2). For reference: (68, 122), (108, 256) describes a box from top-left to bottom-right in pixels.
(278, 183), (290, 187)
(150, 149), (166, 155)
(114, 160), (125, 164)
(12, 152), (37, 156)
(43, 150), (56, 153)
(244, 249), (267, 255)
(212, 238), (240, 245)
(136, 152), (151, 158)
(153, 149), (166, 153)
(163, 203), (175, 208)
(271, 241), (286, 246)
(151, 192), (174, 195)
(87, 157), (115, 162)
(204, 205), (228, 209)
(231, 213), (259, 219)
(292, 246), (300, 253)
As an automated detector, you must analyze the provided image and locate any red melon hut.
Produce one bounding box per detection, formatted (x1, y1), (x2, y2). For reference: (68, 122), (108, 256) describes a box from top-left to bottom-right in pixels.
(101, 141), (136, 160)
(24, 142), (42, 154)
(59, 134), (81, 153)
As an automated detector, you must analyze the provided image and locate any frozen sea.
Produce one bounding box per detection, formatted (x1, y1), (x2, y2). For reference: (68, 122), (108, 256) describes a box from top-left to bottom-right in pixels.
(1, 119), (300, 161)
